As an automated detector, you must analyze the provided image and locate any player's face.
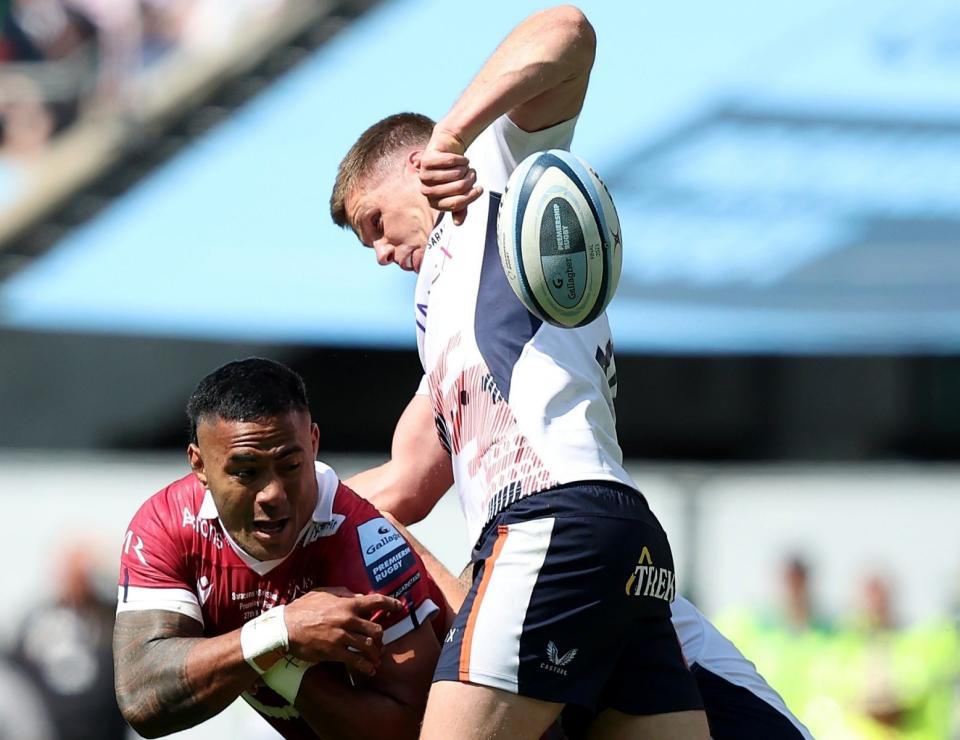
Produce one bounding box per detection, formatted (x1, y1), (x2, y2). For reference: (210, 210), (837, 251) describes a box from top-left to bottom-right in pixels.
(188, 410), (320, 561)
(346, 154), (437, 274)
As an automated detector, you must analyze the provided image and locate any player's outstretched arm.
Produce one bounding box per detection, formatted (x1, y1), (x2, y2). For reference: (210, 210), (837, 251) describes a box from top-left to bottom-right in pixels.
(345, 393), (453, 525)
(293, 621), (440, 740)
(113, 592), (398, 737)
(420, 5), (596, 221)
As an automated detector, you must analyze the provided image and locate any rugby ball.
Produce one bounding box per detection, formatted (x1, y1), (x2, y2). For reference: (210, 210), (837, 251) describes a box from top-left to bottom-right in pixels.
(497, 149), (622, 328)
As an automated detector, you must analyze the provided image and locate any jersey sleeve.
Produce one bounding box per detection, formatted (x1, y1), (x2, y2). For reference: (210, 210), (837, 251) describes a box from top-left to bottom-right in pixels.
(333, 488), (440, 645)
(469, 113), (579, 197)
(492, 113), (578, 169)
(116, 492), (202, 624)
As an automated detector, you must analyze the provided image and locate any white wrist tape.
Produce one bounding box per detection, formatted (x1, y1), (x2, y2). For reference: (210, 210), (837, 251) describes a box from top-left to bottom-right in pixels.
(240, 605), (289, 674)
(261, 655), (314, 705)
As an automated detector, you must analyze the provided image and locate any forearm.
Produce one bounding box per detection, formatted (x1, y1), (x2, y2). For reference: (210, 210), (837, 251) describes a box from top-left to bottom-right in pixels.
(288, 622), (437, 740)
(114, 614), (267, 737)
(345, 465), (433, 525)
(438, 5), (595, 146)
(344, 394), (453, 526)
(295, 665), (422, 740)
(343, 463), (390, 503)
(130, 637), (254, 735)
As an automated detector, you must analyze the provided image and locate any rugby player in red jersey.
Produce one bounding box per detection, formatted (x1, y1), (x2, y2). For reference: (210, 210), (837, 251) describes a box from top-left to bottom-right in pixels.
(113, 358), (446, 740)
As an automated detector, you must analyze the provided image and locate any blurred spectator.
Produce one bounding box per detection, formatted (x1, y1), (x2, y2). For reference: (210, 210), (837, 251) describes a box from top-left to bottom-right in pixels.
(718, 555), (836, 733)
(0, 72), (55, 155)
(1, 0), (101, 144)
(719, 562), (960, 740)
(831, 573), (959, 740)
(141, 0), (285, 55)
(778, 555), (834, 634)
(69, 0), (142, 95)
(8, 538), (126, 740)
(0, 657), (57, 740)
(0, 0), (288, 156)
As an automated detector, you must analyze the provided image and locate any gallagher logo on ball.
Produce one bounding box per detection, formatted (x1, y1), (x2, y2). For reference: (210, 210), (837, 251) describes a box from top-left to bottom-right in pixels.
(498, 149), (622, 328)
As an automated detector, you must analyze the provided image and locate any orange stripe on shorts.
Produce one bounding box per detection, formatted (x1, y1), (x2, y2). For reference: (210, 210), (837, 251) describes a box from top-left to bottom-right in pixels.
(458, 524), (510, 682)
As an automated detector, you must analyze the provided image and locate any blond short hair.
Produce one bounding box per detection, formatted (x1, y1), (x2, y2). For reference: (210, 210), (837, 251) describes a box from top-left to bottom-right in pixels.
(330, 112), (435, 228)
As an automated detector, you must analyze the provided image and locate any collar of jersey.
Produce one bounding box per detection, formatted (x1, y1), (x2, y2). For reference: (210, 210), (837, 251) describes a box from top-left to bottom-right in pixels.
(197, 460), (340, 575)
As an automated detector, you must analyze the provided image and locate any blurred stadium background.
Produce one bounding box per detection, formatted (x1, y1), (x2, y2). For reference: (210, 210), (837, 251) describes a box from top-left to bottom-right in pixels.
(1, 0), (958, 738)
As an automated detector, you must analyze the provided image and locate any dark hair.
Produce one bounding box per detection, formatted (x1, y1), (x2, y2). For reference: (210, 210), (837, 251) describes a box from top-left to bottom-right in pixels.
(186, 358), (310, 443)
(330, 112), (436, 228)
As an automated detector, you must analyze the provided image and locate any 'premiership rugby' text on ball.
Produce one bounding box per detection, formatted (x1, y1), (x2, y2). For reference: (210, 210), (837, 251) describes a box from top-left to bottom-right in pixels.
(497, 149), (622, 328)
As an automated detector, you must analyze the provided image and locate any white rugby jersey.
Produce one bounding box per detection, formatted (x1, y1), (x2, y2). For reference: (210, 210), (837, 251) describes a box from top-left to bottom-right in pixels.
(414, 115), (634, 545)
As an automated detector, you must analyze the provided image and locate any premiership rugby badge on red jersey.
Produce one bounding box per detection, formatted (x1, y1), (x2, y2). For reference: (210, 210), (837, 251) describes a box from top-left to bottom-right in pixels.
(356, 517), (416, 587)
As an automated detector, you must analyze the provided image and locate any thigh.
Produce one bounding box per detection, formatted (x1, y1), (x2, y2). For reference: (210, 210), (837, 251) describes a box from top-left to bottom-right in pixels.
(585, 708), (711, 740)
(420, 680), (563, 740)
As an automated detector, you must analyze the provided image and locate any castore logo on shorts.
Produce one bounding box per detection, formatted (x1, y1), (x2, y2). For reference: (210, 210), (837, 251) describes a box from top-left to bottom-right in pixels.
(540, 641), (577, 676)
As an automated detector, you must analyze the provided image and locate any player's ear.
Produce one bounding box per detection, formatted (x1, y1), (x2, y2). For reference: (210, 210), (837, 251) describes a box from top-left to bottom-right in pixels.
(187, 443), (208, 486)
(310, 423), (320, 458)
(407, 149), (422, 172)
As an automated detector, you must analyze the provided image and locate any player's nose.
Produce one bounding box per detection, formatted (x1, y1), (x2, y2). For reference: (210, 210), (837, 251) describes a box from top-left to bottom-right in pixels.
(257, 476), (289, 507)
(373, 241), (395, 266)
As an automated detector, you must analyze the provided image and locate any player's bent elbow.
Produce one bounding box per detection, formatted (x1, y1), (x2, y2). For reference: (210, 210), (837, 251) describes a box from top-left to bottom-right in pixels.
(123, 714), (189, 739)
(117, 704), (165, 739)
(116, 689), (178, 738)
(390, 493), (438, 526)
(391, 495), (433, 526)
(547, 5), (596, 63)
(554, 5), (592, 35)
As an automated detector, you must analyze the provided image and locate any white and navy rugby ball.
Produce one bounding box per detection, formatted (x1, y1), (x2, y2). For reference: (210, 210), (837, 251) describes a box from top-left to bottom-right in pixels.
(497, 149), (622, 328)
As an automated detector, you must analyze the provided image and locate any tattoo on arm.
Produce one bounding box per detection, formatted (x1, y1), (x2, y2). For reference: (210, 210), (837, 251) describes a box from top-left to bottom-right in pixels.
(113, 610), (215, 735)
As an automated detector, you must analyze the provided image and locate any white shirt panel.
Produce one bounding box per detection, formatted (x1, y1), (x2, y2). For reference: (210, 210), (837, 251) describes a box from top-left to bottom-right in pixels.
(509, 317), (627, 485)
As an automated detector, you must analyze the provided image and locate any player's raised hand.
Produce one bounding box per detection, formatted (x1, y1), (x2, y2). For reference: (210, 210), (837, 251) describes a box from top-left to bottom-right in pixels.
(283, 590), (403, 675)
(419, 126), (483, 225)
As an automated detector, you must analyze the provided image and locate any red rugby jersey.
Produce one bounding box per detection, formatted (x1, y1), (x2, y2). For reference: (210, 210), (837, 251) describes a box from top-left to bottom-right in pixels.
(117, 462), (442, 738)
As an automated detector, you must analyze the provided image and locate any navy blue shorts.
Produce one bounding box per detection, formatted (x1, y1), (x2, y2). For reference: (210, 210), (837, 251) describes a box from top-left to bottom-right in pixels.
(433, 481), (703, 716)
(560, 665), (809, 739)
(691, 665), (809, 739)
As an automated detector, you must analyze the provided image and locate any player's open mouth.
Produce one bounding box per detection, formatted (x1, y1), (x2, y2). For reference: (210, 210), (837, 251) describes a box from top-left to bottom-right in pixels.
(252, 518), (289, 539)
(404, 249), (422, 273)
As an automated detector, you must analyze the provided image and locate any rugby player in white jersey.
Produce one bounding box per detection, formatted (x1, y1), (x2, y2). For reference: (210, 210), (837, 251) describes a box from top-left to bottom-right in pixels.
(333, 6), (708, 740)
(332, 5), (812, 740)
